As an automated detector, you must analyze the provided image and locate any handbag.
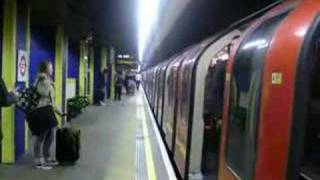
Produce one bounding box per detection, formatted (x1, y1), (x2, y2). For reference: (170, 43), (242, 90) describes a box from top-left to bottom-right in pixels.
(16, 82), (40, 113)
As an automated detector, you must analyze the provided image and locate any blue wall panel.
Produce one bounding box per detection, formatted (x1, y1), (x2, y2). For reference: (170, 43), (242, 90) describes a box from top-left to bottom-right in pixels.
(30, 26), (55, 85)
(68, 41), (79, 95)
(68, 42), (79, 78)
(94, 48), (101, 104)
(15, 1), (28, 160)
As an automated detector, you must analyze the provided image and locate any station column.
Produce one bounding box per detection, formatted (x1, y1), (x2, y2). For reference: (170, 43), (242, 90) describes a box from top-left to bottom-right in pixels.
(79, 40), (86, 97)
(2, 0), (17, 163)
(55, 25), (67, 125)
(109, 48), (116, 100)
(88, 47), (94, 103)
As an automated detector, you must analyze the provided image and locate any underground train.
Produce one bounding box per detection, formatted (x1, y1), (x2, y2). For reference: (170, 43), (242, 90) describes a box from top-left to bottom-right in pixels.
(143, 0), (320, 180)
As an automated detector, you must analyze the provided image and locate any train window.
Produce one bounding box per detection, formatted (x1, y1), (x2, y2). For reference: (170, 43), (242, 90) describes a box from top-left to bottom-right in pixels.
(225, 13), (289, 179)
(203, 49), (229, 122)
(202, 52), (228, 176)
(181, 66), (192, 123)
(300, 41), (320, 179)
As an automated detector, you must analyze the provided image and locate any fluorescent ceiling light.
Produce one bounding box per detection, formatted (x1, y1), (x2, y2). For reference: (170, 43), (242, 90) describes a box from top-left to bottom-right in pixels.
(243, 39), (268, 50)
(138, 0), (160, 61)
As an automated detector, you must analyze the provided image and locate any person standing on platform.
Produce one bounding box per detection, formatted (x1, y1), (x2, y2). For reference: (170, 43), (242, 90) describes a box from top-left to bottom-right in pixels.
(98, 72), (106, 106)
(103, 69), (109, 102)
(114, 72), (124, 101)
(135, 73), (141, 90)
(124, 71), (129, 95)
(29, 61), (66, 170)
(0, 78), (18, 144)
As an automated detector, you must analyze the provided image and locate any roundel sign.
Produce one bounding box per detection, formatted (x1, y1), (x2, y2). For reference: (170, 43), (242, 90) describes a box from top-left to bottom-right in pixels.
(17, 50), (28, 82)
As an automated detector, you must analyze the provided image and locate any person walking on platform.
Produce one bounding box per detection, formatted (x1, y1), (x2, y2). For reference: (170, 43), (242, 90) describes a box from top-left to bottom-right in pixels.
(97, 71), (106, 106)
(103, 69), (109, 102)
(127, 79), (136, 95)
(115, 72), (124, 101)
(136, 73), (141, 90)
(28, 61), (66, 170)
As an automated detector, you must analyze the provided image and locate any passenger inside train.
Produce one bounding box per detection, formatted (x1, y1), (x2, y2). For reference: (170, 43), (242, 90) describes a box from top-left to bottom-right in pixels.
(202, 58), (227, 176)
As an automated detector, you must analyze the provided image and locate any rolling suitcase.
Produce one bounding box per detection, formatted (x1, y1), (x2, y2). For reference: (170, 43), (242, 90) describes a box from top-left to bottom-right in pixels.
(56, 127), (80, 164)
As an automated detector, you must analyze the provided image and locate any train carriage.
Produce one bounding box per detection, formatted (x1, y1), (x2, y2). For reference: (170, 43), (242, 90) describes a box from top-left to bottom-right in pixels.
(156, 60), (171, 129)
(163, 55), (186, 154)
(219, 1), (320, 180)
(142, 1), (320, 180)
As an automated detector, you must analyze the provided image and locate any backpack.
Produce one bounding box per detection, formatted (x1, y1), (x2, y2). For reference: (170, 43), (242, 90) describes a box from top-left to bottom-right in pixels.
(16, 83), (41, 113)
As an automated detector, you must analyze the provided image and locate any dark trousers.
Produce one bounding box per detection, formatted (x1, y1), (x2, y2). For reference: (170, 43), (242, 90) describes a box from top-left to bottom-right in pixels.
(136, 81), (140, 90)
(115, 86), (122, 101)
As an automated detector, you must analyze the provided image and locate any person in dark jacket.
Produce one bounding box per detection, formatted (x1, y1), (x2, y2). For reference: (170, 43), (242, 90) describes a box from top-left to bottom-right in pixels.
(114, 72), (124, 101)
(201, 59), (227, 173)
(103, 69), (109, 101)
(0, 78), (18, 142)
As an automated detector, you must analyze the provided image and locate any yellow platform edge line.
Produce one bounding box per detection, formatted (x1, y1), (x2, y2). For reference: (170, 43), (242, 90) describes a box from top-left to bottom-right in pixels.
(140, 104), (157, 180)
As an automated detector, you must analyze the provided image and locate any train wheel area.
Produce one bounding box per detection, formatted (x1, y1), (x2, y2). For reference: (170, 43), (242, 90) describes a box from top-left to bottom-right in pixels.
(0, 90), (176, 180)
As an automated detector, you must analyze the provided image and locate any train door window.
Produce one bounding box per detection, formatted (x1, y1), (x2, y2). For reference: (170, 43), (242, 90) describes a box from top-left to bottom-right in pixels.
(164, 68), (176, 150)
(158, 70), (163, 120)
(202, 48), (229, 177)
(300, 60), (320, 180)
(299, 34), (320, 180)
(225, 13), (289, 179)
(181, 65), (192, 124)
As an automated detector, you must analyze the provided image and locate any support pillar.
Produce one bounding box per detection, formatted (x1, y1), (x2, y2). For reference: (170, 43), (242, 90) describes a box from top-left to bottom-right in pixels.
(88, 47), (94, 103)
(1, 0), (17, 163)
(54, 25), (66, 125)
(79, 40), (86, 96)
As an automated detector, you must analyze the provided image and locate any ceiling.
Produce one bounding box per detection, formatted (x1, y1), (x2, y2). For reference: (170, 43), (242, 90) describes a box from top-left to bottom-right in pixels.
(28, 0), (279, 64)
(29, 0), (138, 56)
(143, 0), (279, 66)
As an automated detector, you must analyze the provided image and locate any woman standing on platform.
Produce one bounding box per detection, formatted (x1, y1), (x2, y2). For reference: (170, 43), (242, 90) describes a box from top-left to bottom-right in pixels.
(28, 61), (65, 170)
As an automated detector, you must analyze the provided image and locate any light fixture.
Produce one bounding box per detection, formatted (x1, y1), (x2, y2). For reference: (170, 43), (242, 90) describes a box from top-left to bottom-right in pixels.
(138, 0), (160, 62)
(243, 39), (268, 50)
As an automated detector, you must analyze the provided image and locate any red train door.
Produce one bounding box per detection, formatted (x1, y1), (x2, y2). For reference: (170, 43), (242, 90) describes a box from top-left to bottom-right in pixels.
(284, 2), (320, 180)
(219, 7), (292, 180)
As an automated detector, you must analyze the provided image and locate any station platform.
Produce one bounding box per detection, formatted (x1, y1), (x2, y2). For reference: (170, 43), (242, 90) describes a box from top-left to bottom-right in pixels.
(0, 90), (176, 180)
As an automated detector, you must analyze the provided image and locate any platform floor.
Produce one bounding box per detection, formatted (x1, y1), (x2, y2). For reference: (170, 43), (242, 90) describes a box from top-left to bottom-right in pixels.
(0, 90), (175, 180)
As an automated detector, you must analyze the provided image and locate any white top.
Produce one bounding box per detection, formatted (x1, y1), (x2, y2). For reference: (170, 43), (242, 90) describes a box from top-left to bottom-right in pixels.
(35, 73), (62, 115)
(136, 74), (141, 81)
